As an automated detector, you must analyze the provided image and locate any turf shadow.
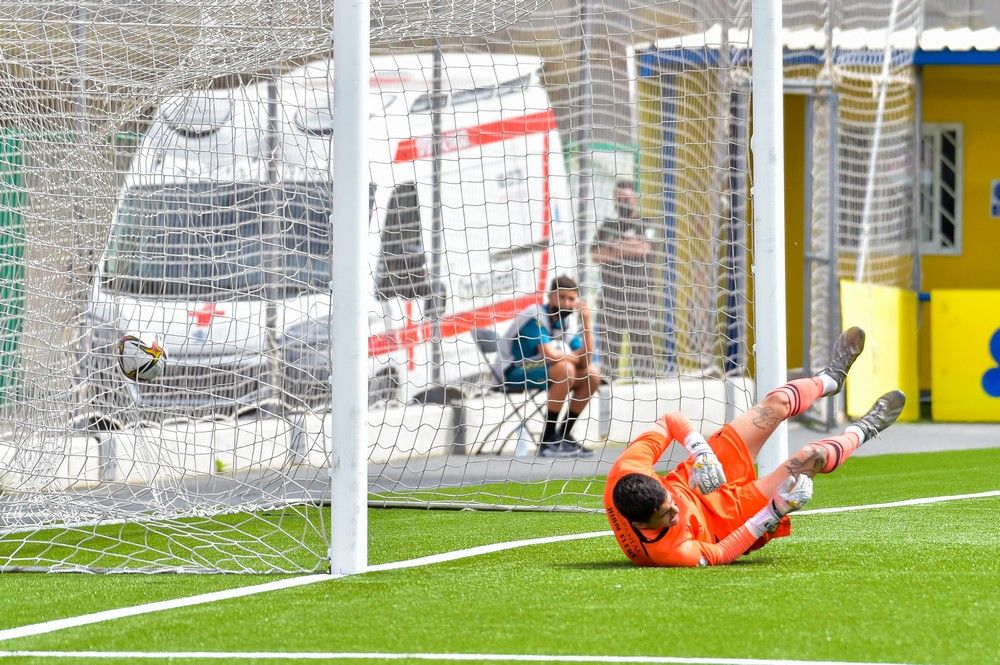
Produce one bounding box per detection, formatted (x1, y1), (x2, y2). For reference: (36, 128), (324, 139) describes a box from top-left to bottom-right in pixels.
(555, 556), (777, 571)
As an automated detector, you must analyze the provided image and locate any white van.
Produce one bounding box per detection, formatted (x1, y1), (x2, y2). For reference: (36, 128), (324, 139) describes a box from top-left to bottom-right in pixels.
(83, 52), (577, 418)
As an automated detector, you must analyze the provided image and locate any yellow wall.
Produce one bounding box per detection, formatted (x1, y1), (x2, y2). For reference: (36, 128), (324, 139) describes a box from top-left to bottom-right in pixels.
(635, 63), (1000, 413)
(784, 95), (806, 371)
(920, 66), (1000, 291)
(636, 83), (807, 373)
(636, 70), (754, 371)
(918, 66), (1000, 397)
(636, 77), (664, 225)
(840, 280), (920, 422)
(633, 75), (909, 379)
(930, 289), (1000, 422)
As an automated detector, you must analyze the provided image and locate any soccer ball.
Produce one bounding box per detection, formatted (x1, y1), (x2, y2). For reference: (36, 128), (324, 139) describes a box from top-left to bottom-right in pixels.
(116, 335), (167, 381)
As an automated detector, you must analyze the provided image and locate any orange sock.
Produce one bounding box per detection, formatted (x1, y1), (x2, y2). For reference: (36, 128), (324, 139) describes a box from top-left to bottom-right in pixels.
(766, 377), (825, 418)
(816, 432), (862, 473)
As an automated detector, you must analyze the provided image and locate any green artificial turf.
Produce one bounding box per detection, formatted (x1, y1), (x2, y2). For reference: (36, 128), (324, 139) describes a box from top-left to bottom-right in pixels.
(0, 506), (331, 574)
(0, 448), (997, 665)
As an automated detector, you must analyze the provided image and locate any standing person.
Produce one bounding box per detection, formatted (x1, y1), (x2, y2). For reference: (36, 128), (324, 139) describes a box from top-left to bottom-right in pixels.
(590, 179), (657, 379)
(604, 327), (906, 566)
(497, 276), (603, 459)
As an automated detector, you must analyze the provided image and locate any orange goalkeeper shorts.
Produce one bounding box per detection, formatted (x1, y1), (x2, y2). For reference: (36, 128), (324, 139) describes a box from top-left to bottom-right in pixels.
(672, 424), (791, 542)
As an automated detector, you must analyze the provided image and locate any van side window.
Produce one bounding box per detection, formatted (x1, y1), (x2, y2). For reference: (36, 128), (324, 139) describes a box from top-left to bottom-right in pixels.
(498, 73), (533, 99)
(450, 86), (495, 107)
(409, 93), (441, 113)
(376, 184), (430, 300)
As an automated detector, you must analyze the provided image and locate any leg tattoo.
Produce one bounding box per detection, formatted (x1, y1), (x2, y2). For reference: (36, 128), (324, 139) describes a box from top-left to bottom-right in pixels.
(751, 405), (783, 432)
(784, 444), (828, 477)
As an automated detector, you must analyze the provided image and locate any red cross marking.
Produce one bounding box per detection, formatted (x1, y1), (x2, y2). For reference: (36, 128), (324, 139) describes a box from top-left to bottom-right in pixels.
(188, 303), (226, 327)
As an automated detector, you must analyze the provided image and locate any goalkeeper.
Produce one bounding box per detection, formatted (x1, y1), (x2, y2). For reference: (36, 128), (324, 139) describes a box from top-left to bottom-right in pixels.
(603, 327), (905, 567)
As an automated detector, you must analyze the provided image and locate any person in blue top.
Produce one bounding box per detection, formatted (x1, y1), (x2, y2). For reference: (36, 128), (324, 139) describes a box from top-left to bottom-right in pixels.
(496, 275), (603, 458)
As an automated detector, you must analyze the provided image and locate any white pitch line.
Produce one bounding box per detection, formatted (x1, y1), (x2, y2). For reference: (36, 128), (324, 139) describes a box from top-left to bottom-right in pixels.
(0, 573), (337, 644)
(796, 490), (1000, 516)
(0, 530), (608, 644)
(367, 530), (609, 573)
(0, 651), (924, 665)
(0, 490), (996, 645)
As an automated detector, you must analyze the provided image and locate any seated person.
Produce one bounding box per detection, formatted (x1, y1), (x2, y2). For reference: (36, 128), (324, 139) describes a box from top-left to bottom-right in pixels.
(495, 275), (603, 459)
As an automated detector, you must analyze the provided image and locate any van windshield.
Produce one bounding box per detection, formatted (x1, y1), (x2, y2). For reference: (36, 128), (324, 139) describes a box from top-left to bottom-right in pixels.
(102, 182), (335, 299)
(274, 185), (333, 294)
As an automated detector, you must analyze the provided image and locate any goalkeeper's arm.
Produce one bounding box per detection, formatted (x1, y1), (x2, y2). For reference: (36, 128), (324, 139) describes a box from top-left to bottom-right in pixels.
(656, 412), (726, 494)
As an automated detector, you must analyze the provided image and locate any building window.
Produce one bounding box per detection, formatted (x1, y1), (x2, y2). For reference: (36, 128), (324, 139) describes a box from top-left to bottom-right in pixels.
(920, 123), (962, 255)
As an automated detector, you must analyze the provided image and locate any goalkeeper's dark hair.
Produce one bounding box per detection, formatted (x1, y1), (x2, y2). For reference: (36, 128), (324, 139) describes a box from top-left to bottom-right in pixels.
(612, 473), (667, 523)
(549, 274), (578, 293)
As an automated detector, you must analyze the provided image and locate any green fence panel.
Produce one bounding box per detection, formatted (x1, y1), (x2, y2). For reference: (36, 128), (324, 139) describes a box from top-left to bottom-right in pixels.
(0, 130), (25, 404)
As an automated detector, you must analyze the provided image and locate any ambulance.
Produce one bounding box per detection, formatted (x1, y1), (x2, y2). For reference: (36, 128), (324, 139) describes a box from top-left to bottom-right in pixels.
(83, 52), (577, 418)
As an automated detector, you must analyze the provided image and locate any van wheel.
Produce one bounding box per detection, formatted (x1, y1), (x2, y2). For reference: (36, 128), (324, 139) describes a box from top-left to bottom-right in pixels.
(368, 369), (399, 406)
(410, 385), (465, 406)
(71, 411), (124, 433)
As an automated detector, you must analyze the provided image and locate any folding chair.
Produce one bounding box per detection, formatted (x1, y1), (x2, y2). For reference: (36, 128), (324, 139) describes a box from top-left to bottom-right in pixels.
(469, 328), (549, 456)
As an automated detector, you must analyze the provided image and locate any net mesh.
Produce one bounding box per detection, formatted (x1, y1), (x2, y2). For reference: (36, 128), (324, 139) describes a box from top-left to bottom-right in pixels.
(785, 0), (923, 423)
(0, 0), (920, 572)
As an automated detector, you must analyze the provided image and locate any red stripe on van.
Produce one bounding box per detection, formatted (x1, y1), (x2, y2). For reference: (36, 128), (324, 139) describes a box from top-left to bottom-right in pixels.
(393, 110), (557, 163)
(537, 130), (551, 293)
(367, 293), (541, 358)
(374, 109), (556, 359)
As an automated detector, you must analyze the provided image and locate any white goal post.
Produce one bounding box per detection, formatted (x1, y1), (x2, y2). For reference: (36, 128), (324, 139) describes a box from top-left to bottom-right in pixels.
(330, 0), (371, 575)
(750, 0), (788, 475)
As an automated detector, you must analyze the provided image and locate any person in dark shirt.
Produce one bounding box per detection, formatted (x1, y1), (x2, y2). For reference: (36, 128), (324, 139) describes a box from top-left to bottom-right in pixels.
(590, 180), (657, 379)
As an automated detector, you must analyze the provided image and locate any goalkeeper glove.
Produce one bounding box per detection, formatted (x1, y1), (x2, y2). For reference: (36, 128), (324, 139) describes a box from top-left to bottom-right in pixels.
(773, 474), (813, 516)
(684, 435), (726, 495)
(746, 475), (813, 537)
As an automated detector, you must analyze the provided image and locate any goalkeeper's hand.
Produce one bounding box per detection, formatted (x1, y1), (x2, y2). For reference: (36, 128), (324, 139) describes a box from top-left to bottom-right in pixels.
(747, 475), (814, 537)
(773, 474), (813, 517)
(686, 439), (726, 495)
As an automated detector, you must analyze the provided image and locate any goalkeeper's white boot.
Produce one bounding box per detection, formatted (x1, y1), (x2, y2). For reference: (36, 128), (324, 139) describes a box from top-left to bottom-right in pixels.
(817, 327), (866, 395)
(853, 390), (906, 441)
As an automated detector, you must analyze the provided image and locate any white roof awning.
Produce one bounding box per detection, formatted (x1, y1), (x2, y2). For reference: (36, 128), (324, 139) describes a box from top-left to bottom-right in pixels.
(919, 27), (1000, 52)
(639, 24), (1000, 54)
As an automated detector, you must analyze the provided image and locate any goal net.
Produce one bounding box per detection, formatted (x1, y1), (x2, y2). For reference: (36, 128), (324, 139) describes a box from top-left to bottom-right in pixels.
(785, 0), (923, 426)
(0, 0), (918, 573)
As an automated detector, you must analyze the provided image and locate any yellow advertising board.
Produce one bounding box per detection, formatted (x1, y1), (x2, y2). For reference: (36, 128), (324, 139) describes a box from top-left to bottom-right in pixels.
(930, 290), (1000, 422)
(839, 280), (920, 421)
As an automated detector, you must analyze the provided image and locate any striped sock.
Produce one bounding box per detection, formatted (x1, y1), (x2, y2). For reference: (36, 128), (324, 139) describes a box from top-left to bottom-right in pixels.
(766, 377), (825, 418)
(816, 432), (862, 474)
(816, 372), (839, 396)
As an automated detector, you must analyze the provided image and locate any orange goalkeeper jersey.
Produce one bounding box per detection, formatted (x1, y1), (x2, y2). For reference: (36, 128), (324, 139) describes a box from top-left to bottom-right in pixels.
(603, 423), (790, 567)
